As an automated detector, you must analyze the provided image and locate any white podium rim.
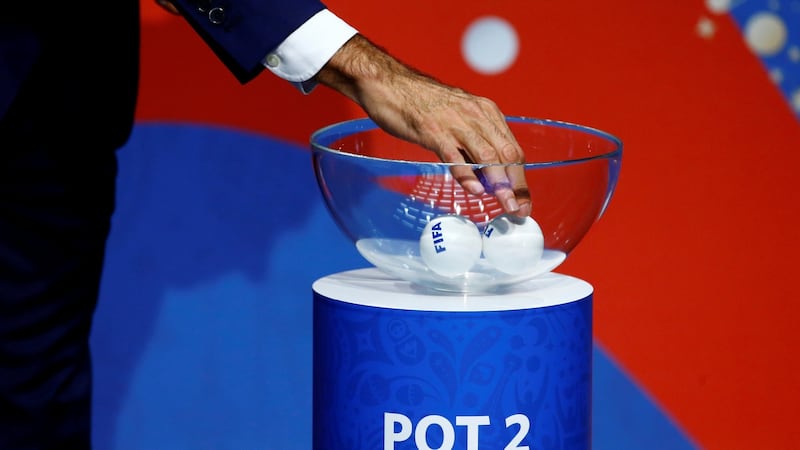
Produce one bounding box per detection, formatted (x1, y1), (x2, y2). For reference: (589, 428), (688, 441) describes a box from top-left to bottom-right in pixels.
(312, 267), (593, 312)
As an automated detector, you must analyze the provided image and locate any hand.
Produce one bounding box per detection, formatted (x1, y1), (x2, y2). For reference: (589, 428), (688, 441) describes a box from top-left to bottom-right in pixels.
(317, 34), (531, 218)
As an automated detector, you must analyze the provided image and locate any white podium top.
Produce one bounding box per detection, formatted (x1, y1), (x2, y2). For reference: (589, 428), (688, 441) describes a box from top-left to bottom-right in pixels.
(312, 268), (593, 312)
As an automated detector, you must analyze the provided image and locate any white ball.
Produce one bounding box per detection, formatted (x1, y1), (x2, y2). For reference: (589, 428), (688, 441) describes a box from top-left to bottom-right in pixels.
(419, 215), (482, 277)
(482, 214), (544, 274)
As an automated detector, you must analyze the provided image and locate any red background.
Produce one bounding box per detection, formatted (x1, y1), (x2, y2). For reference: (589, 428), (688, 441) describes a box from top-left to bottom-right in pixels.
(138, 1), (800, 448)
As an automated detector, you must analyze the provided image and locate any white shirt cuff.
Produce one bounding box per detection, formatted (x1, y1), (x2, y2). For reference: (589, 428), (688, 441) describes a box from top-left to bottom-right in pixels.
(262, 9), (358, 94)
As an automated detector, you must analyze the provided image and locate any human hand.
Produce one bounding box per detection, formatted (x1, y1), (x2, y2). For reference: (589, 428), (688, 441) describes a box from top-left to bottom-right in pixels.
(317, 34), (531, 218)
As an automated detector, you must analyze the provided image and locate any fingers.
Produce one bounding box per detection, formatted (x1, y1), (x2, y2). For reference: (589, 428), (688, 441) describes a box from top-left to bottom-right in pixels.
(439, 131), (531, 217)
(476, 166), (528, 216)
(482, 119), (531, 218)
(506, 165), (531, 217)
(446, 103), (531, 217)
(451, 165), (486, 197)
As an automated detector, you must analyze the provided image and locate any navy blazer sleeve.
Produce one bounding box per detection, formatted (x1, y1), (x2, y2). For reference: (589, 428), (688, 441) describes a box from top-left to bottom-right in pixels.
(171, 0), (328, 83)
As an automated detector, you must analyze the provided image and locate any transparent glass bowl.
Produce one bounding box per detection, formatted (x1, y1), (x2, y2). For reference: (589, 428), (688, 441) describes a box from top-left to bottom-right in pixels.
(311, 116), (622, 293)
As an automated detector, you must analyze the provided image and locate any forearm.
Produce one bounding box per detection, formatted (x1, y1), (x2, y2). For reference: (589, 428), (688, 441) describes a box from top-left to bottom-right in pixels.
(316, 35), (463, 114)
(317, 35), (415, 105)
(316, 34), (466, 152)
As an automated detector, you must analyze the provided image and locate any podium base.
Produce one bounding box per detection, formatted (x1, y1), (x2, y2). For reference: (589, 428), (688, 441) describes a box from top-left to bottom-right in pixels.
(312, 268), (593, 450)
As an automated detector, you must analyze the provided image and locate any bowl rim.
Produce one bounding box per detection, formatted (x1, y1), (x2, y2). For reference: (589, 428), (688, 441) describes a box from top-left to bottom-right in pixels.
(310, 116), (623, 167)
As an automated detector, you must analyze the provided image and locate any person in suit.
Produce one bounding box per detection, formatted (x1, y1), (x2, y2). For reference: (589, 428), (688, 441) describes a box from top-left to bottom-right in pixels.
(0, 1), (530, 448)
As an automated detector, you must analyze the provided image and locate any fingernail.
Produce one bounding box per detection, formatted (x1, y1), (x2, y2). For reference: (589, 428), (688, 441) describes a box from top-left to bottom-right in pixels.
(505, 197), (520, 212)
(464, 180), (485, 195)
(518, 202), (532, 217)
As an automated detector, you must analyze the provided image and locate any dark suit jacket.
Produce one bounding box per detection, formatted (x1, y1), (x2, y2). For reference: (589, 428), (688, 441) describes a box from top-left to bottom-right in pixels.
(2, 4), (345, 443)
(0, 0), (325, 151)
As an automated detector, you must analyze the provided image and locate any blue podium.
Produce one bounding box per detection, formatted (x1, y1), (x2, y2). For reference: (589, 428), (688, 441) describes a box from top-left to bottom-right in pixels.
(312, 268), (593, 450)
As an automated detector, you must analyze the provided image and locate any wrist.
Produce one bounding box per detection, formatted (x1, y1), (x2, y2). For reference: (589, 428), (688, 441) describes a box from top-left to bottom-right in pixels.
(317, 34), (410, 106)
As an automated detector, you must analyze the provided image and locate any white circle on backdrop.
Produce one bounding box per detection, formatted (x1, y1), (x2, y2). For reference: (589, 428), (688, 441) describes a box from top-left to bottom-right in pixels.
(792, 88), (800, 113)
(788, 45), (800, 62)
(744, 12), (788, 56)
(706, 0), (733, 14)
(462, 16), (519, 75)
(769, 67), (784, 83)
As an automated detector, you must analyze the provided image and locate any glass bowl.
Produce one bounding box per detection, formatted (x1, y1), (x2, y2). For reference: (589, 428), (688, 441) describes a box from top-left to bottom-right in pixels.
(310, 116), (622, 293)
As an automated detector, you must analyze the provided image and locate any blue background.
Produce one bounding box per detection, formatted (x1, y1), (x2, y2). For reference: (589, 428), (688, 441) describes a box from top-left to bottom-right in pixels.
(90, 124), (696, 449)
(105, 0), (799, 446)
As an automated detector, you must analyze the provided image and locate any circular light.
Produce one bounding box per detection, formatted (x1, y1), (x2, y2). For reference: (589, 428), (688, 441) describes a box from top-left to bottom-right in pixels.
(462, 16), (519, 75)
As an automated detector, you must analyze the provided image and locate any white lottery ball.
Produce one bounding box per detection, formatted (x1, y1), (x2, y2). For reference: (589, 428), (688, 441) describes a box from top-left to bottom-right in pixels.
(482, 214), (544, 274)
(419, 215), (482, 277)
